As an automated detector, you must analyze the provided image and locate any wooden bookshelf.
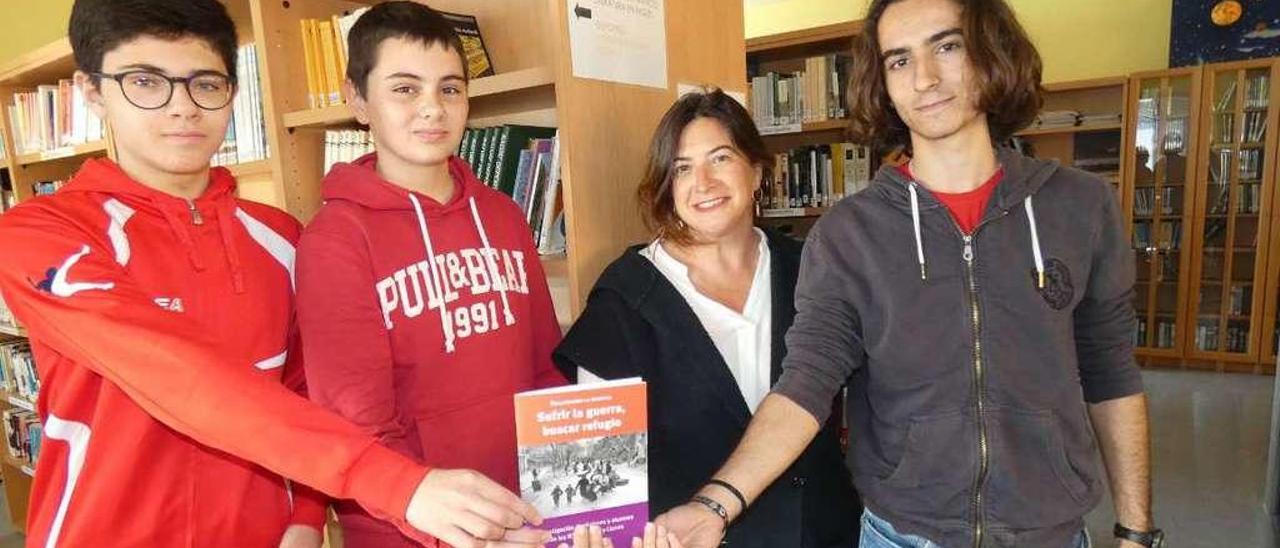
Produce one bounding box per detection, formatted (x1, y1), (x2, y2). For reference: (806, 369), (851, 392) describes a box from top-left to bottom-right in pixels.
(1014, 121), (1124, 137)
(281, 66), (556, 130)
(760, 207), (829, 219)
(253, 0), (746, 318)
(748, 22), (866, 238)
(14, 139), (110, 167)
(745, 20), (862, 57)
(1188, 58), (1280, 372)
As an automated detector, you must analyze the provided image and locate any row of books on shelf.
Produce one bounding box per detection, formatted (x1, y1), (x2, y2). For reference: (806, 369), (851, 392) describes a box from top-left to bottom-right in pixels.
(1133, 187), (1176, 216)
(3, 409), (40, 471)
(748, 54), (849, 129)
(299, 8), (368, 109)
(760, 143), (872, 211)
(1209, 148), (1264, 182)
(323, 130), (375, 175)
(300, 8), (492, 110)
(1204, 182), (1263, 215)
(33, 180), (66, 197)
(1215, 75), (1270, 112)
(1228, 284), (1253, 316)
(0, 342), (39, 404)
(1134, 318), (1175, 349)
(8, 79), (106, 157)
(211, 44), (269, 168)
(1028, 111), (1122, 130)
(1214, 111), (1268, 144)
(458, 127), (565, 255)
(1194, 321), (1250, 353)
(1132, 220), (1182, 250)
(322, 126), (566, 254)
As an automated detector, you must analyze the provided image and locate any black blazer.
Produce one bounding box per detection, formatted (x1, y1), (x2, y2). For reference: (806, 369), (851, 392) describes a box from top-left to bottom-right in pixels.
(553, 229), (860, 548)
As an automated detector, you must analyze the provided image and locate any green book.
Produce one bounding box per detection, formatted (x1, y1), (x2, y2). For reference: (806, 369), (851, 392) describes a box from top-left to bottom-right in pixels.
(493, 125), (556, 197)
(481, 127), (504, 187)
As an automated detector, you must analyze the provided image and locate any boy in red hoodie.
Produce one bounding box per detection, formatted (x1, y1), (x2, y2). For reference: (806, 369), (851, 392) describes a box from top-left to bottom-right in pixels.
(0, 1), (549, 547)
(296, 2), (568, 546)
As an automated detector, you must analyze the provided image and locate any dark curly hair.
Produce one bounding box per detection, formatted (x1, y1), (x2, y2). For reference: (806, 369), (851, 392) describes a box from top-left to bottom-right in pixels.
(847, 0), (1043, 152)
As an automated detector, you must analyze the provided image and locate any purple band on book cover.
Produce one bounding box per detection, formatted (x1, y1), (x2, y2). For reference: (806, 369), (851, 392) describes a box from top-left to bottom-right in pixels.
(542, 502), (649, 547)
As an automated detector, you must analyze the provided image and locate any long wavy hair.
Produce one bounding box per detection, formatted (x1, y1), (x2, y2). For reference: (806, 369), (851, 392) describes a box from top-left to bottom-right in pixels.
(847, 0), (1044, 152)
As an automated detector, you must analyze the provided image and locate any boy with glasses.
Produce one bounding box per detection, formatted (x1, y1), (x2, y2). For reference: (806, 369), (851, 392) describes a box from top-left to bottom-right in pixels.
(0, 1), (547, 547)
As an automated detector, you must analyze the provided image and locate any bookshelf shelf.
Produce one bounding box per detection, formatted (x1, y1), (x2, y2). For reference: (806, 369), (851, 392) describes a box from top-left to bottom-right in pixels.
(541, 253), (567, 281)
(4, 394), (33, 413)
(281, 66), (556, 130)
(0, 324), (25, 338)
(0, 37), (74, 86)
(757, 118), (848, 136)
(224, 159), (272, 179)
(14, 140), (110, 168)
(1015, 121), (1123, 137)
(1, 456), (33, 478)
(746, 21), (862, 55)
(760, 207), (829, 219)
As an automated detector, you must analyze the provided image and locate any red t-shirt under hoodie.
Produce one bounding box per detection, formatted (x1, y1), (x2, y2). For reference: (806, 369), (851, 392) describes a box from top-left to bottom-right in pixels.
(297, 154), (566, 545)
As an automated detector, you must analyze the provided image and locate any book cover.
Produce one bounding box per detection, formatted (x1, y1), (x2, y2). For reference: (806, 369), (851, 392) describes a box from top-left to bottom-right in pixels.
(515, 378), (648, 548)
(437, 11), (496, 79)
(300, 19), (321, 109)
(496, 125), (557, 197)
(318, 20), (344, 106)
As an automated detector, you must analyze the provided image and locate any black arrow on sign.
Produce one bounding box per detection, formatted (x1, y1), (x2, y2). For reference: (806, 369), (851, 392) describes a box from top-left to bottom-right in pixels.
(574, 3), (593, 19)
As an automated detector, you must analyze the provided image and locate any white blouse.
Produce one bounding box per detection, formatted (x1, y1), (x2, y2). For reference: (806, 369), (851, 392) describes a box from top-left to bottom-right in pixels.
(581, 229), (773, 413)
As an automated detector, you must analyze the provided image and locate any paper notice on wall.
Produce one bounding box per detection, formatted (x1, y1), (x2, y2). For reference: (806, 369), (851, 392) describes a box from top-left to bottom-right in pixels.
(567, 0), (668, 89)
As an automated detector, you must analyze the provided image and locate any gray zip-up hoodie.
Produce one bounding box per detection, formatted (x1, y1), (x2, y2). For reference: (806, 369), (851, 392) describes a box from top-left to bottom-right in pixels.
(772, 147), (1144, 548)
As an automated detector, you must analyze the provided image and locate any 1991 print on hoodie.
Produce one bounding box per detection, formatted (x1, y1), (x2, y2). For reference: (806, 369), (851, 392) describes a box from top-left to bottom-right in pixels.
(296, 154), (565, 541)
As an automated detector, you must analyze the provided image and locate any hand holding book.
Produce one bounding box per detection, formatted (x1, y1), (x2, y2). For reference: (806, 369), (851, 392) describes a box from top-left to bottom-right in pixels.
(405, 468), (551, 547)
(558, 523), (685, 548)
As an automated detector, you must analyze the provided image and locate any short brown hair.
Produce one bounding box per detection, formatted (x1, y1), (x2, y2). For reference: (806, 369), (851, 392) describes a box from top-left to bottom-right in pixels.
(847, 0), (1043, 152)
(346, 1), (467, 98)
(637, 89), (772, 245)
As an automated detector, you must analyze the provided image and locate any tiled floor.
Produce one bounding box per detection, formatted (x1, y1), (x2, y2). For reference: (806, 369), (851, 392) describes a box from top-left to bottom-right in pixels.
(1087, 369), (1278, 548)
(0, 370), (1273, 547)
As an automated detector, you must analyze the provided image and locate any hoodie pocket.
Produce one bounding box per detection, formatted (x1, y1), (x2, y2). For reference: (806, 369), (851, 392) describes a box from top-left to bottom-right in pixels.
(870, 410), (974, 524)
(414, 394), (520, 491)
(986, 408), (1096, 528)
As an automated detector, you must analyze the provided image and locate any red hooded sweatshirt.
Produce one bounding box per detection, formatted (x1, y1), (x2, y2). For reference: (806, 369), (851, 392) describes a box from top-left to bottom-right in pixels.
(0, 159), (432, 547)
(297, 154), (566, 545)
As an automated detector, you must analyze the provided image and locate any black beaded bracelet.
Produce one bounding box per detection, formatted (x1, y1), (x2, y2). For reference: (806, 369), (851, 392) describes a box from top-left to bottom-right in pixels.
(707, 479), (747, 512)
(691, 494), (730, 527)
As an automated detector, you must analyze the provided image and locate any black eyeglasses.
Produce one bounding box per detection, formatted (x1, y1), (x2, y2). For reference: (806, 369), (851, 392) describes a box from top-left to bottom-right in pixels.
(92, 70), (235, 111)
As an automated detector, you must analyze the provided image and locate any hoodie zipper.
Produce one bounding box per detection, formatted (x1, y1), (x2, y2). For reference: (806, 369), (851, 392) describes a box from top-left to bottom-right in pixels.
(951, 210), (1007, 548)
(962, 232), (988, 548)
(185, 199), (204, 225)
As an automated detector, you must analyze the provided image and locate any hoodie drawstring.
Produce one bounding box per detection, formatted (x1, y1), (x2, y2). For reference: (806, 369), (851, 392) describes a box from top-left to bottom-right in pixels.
(159, 201), (206, 272)
(908, 182), (927, 281)
(1024, 196), (1045, 289)
(468, 198), (515, 327)
(907, 181), (1046, 290)
(216, 203), (246, 294)
(409, 193), (457, 354)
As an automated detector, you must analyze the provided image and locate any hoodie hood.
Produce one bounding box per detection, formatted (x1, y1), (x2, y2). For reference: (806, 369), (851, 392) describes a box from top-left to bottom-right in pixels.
(867, 147), (1057, 287)
(321, 152), (482, 216)
(60, 158), (248, 292)
(319, 153), (513, 353)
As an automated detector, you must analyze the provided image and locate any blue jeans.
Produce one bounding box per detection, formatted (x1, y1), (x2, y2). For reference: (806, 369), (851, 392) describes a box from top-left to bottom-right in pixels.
(859, 509), (1091, 548)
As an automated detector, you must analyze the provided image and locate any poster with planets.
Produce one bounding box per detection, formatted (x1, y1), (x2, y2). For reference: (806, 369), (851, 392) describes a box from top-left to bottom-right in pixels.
(1170, 0), (1280, 67)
